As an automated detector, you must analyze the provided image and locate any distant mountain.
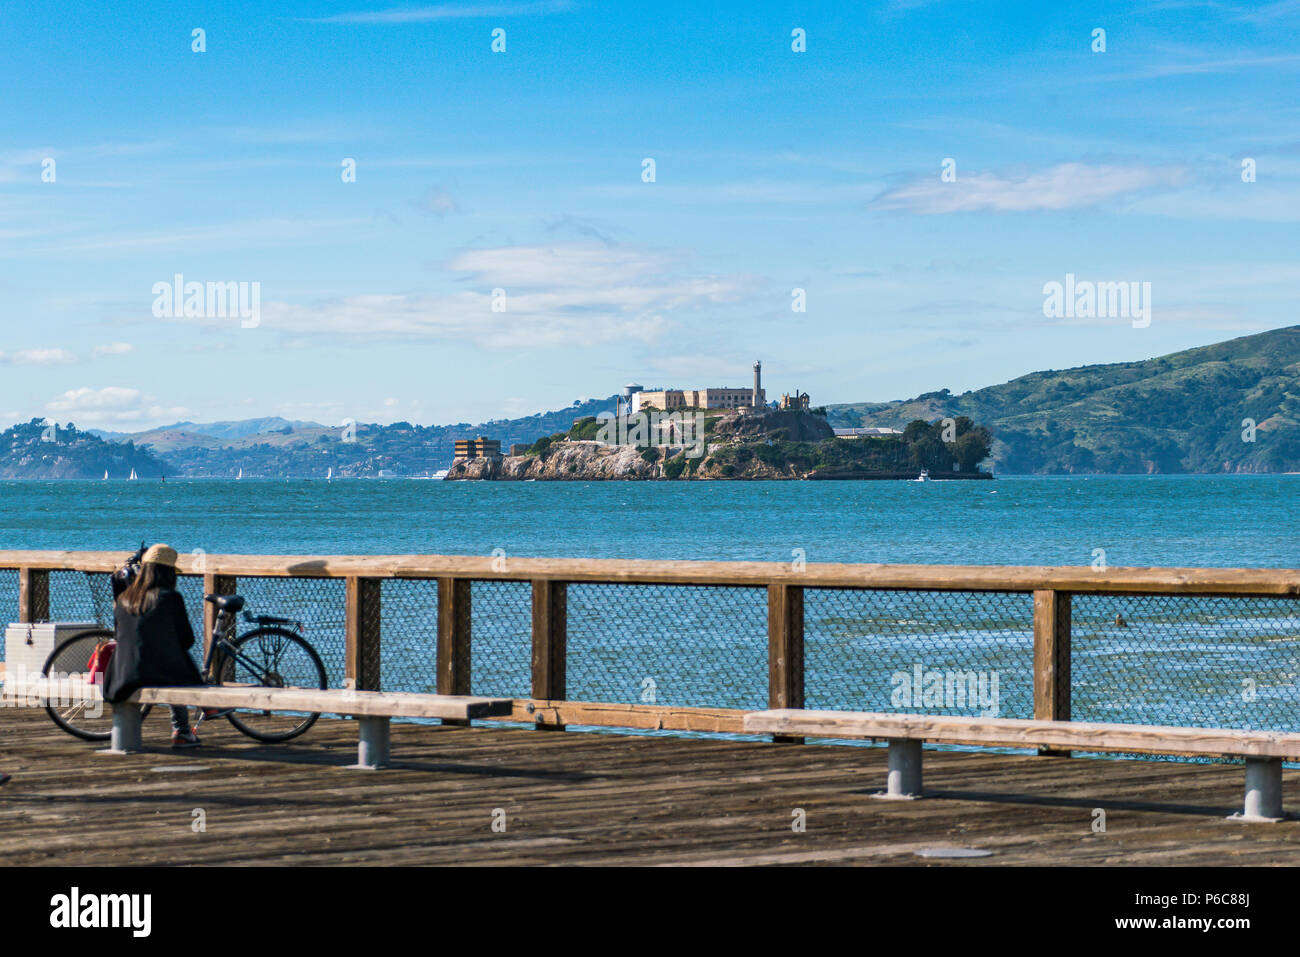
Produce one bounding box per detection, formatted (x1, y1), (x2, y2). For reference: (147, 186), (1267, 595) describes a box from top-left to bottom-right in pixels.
(0, 419), (166, 479)
(90, 416), (322, 443)
(828, 326), (1300, 474)
(87, 397), (622, 478)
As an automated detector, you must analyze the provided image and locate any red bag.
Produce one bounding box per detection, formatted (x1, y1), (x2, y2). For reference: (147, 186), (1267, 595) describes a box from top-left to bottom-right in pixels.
(87, 640), (116, 684)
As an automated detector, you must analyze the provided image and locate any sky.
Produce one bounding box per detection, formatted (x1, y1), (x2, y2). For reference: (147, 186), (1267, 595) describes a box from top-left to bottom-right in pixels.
(1, 0), (1298, 430)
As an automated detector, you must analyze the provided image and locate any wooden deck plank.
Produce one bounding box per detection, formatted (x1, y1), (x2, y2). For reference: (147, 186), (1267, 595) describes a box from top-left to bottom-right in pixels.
(2, 708), (1299, 866)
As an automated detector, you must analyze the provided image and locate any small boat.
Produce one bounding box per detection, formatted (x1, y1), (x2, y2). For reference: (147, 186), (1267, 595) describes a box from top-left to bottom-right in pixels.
(102, 470), (108, 480)
(915, 469), (931, 482)
(431, 469), (449, 480)
(128, 468), (137, 481)
(237, 468), (243, 480)
(326, 467), (333, 482)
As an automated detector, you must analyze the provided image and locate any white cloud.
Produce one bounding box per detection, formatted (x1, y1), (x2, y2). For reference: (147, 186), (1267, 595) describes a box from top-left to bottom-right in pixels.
(251, 243), (755, 347)
(0, 348), (76, 365)
(93, 342), (134, 357)
(45, 387), (189, 426)
(870, 163), (1190, 214)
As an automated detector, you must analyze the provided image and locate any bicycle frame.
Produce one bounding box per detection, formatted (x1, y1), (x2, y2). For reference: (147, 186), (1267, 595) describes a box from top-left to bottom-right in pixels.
(202, 608), (300, 687)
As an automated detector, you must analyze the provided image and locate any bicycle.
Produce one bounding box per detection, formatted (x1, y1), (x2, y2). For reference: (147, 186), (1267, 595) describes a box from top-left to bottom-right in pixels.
(42, 589), (328, 744)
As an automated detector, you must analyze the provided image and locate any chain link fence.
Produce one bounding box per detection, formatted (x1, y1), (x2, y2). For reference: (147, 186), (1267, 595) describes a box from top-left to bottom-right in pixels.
(5, 563), (1300, 761)
(566, 583), (768, 710)
(469, 580), (532, 699)
(805, 588), (1034, 720)
(377, 578), (439, 694)
(1072, 593), (1300, 737)
(0, 568), (17, 663)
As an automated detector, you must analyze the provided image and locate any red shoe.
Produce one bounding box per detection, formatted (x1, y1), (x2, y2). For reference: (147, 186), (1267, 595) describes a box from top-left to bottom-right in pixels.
(171, 730), (202, 749)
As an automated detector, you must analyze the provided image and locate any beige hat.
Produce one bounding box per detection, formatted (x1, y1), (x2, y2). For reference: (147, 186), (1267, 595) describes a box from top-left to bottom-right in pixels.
(141, 543), (178, 567)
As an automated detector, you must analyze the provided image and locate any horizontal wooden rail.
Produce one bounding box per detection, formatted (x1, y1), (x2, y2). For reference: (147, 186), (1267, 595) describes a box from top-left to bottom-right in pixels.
(1, 550), (1299, 595)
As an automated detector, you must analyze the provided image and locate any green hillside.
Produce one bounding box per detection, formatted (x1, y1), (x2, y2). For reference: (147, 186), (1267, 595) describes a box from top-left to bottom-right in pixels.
(0, 419), (166, 479)
(828, 326), (1300, 474)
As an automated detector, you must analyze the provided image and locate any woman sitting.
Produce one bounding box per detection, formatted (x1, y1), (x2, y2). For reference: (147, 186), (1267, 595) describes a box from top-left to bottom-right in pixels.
(103, 544), (207, 747)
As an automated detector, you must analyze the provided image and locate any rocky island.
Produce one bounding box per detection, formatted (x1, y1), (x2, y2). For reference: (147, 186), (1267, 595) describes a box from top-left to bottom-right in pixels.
(446, 409), (993, 481)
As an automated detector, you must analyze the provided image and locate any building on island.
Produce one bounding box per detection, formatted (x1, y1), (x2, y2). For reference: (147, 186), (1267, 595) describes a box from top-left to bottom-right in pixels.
(833, 427), (904, 438)
(454, 436), (502, 458)
(509, 443), (529, 456)
(781, 390), (810, 411)
(627, 362), (768, 414)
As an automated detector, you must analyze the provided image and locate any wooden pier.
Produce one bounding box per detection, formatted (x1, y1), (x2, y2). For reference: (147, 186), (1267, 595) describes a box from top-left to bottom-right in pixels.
(3, 708), (1299, 866)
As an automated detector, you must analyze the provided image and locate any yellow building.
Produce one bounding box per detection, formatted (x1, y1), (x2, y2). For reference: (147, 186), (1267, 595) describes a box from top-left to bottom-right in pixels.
(454, 436), (502, 458)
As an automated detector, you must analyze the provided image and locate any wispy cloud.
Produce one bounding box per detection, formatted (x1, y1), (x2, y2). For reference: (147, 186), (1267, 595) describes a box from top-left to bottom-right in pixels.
(226, 243), (754, 347)
(870, 162), (1190, 214)
(93, 342), (134, 357)
(302, 1), (574, 24)
(45, 386), (190, 426)
(0, 348), (76, 366)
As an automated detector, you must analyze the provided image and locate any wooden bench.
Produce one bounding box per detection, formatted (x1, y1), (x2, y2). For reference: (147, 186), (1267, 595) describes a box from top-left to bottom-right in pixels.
(744, 709), (1300, 823)
(105, 686), (513, 769)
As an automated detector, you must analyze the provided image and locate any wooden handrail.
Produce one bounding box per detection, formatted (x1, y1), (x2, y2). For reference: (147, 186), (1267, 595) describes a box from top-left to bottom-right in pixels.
(2, 550), (1299, 594)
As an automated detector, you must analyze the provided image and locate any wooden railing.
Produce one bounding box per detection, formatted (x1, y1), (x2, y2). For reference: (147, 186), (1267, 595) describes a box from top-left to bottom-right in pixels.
(3, 550), (1299, 741)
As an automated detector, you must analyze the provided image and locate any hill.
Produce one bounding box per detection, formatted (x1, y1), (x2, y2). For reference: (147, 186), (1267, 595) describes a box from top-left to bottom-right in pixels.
(827, 326), (1300, 474)
(0, 419), (167, 479)
(101, 396), (623, 478)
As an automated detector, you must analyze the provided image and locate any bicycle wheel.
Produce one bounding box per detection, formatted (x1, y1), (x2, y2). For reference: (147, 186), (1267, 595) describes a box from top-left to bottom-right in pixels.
(222, 627), (327, 742)
(40, 629), (153, 741)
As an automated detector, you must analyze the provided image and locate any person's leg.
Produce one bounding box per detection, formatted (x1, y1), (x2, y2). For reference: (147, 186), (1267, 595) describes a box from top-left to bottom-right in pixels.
(169, 705), (192, 733)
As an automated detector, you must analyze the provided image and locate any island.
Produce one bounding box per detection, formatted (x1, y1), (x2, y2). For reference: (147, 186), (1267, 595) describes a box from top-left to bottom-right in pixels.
(446, 409), (993, 481)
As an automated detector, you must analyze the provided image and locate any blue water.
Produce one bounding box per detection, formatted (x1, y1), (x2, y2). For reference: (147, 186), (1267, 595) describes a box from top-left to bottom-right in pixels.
(2, 476), (1297, 753)
(0, 474), (1295, 567)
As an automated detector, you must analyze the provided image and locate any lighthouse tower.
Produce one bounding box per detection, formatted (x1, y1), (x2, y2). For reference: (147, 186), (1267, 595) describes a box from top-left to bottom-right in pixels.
(752, 360), (762, 408)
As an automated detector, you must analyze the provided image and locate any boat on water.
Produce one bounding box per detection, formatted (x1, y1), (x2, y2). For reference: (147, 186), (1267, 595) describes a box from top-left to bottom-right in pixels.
(432, 469), (449, 480)
(128, 468), (137, 481)
(237, 468), (243, 480)
(915, 469), (931, 482)
(102, 470), (108, 480)
(326, 467), (333, 482)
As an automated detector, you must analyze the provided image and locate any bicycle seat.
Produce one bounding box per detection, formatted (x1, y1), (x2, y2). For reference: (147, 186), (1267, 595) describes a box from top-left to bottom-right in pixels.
(204, 593), (246, 613)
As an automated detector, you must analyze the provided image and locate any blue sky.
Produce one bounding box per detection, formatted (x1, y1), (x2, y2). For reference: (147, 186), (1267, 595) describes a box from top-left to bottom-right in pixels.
(1, 0), (1298, 429)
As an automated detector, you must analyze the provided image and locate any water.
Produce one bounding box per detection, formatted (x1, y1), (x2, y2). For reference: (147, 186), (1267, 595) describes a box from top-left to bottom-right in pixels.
(2, 475), (1297, 752)
(0, 474), (1295, 567)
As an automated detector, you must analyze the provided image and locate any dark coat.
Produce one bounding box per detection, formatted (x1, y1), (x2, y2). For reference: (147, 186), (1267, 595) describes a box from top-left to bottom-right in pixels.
(103, 588), (205, 703)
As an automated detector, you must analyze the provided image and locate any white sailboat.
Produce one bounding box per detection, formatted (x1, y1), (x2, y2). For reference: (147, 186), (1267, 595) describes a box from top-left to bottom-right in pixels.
(102, 470), (108, 480)
(128, 468), (137, 481)
(326, 467), (333, 482)
(237, 468), (243, 480)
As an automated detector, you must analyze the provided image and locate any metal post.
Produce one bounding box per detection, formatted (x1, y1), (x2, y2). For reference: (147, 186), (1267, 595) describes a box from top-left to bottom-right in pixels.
(1232, 757), (1283, 822)
(351, 716), (391, 770)
(98, 704), (143, 755)
(872, 739), (923, 800)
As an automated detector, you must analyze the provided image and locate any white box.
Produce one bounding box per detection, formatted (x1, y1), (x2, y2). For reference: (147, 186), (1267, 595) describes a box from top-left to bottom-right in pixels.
(3, 622), (101, 697)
